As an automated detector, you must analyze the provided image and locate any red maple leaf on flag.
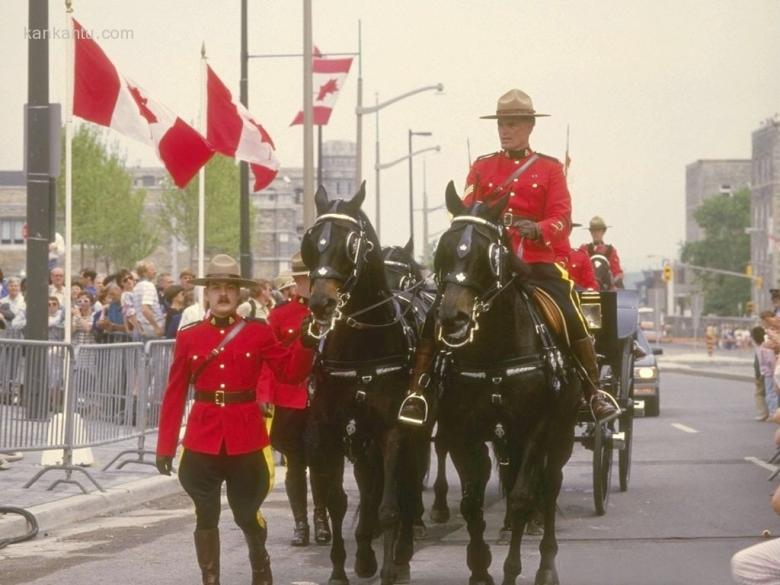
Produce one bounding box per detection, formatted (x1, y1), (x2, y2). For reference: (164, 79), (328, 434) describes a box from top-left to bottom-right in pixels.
(316, 78), (339, 102)
(127, 84), (158, 124)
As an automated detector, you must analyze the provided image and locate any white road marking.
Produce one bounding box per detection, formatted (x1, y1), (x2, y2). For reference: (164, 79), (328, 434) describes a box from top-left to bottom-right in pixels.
(745, 456), (779, 473)
(671, 423), (698, 434)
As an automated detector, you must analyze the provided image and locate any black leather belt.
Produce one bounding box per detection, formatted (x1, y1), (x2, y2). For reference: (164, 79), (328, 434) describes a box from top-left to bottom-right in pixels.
(194, 389), (255, 407)
(503, 211), (534, 228)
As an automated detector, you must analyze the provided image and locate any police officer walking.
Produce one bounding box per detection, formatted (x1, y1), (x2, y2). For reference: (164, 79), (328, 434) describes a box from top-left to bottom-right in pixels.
(156, 254), (314, 585)
(259, 253), (331, 547)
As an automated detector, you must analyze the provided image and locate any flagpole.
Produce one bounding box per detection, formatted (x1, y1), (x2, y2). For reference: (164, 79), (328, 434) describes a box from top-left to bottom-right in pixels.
(354, 19), (363, 187)
(198, 43), (206, 283)
(302, 0), (315, 229)
(64, 0), (74, 344)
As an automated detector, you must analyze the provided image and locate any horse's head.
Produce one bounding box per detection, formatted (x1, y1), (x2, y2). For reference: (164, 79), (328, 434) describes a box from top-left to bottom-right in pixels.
(590, 254), (613, 291)
(300, 181), (375, 325)
(433, 181), (514, 347)
(382, 238), (422, 291)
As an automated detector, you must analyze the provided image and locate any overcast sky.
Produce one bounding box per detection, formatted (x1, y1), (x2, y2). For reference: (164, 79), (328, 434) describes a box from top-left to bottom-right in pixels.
(3, 1), (779, 273)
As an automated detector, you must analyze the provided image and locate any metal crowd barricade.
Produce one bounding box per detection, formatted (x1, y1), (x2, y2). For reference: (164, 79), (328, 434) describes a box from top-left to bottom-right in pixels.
(102, 338), (176, 471)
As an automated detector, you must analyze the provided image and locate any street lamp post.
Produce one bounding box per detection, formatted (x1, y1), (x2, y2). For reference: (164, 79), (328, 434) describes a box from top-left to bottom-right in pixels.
(408, 130), (432, 248)
(355, 83), (443, 238)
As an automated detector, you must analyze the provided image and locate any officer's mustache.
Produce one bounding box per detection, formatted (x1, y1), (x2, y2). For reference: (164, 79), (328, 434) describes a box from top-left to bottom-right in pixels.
(217, 296), (230, 303)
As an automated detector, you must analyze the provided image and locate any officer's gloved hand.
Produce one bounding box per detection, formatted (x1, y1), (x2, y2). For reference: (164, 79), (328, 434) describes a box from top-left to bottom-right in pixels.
(516, 220), (541, 241)
(300, 314), (320, 349)
(156, 455), (173, 476)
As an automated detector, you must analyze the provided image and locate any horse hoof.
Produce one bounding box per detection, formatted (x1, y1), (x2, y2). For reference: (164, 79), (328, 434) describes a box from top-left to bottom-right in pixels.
(394, 562), (411, 584)
(354, 551), (378, 578)
(468, 576), (495, 585)
(328, 577), (350, 585)
(413, 521), (428, 540)
(534, 568), (559, 585)
(430, 506), (450, 523)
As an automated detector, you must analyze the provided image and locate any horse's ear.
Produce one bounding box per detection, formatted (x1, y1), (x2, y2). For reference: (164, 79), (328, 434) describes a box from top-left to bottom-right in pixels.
(487, 194), (510, 223)
(344, 180), (366, 214)
(402, 237), (414, 257)
(314, 185), (329, 214)
(445, 181), (466, 216)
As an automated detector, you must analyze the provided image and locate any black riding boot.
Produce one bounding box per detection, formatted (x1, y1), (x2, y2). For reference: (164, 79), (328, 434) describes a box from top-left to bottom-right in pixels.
(398, 337), (437, 426)
(286, 456), (310, 546)
(310, 471), (332, 545)
(193, 528), (220, 585)
(243, 529), (272, 585)
(572, 336), (619, 421)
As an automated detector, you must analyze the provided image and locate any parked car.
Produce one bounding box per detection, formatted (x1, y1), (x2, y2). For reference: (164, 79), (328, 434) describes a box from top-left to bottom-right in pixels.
(634, 328), (662, 416)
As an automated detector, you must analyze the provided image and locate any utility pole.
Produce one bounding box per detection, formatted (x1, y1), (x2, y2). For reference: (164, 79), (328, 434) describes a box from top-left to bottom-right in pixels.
(26, 0), (50, 342)
(422, 157), (429, 262)
(239, 0), (251, 276)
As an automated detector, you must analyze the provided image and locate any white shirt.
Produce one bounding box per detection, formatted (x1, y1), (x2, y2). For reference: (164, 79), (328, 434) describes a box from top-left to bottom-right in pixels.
(132, 279), (164, 336)
(178, 303), (206, 330)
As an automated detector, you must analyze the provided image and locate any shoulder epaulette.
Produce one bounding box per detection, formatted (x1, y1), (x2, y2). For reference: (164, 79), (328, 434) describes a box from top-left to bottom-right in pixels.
(475, 151), (500, 162)
(536, 152), (561, 164)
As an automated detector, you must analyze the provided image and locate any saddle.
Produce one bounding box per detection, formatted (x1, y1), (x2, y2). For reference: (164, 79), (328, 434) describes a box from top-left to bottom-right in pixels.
(530, 287), (569, 347)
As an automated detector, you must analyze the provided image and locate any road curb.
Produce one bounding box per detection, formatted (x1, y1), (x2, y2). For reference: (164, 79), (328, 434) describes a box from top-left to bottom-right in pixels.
(0, 474), (184, 539)
(660, 363), (753, 383)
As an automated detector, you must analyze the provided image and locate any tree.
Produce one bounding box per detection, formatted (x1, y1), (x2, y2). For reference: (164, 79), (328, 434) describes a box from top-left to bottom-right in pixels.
(158, 155), (253, 262)
(56, 125), (159, 271)
(681, 188), (751, 316)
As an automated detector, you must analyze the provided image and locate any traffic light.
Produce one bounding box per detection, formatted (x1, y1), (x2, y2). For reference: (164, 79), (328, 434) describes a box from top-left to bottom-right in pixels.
(756, 276), (764, 288)
(746, 301), (755, 315)
(662, 264), (672, 282)
(746, 263), (753, 277)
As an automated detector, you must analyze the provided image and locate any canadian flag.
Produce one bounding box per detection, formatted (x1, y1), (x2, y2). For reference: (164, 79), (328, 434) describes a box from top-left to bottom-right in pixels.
(291, 49), (353, 126)
(72, 19), (213, 188)
(206, 65), (279, 192)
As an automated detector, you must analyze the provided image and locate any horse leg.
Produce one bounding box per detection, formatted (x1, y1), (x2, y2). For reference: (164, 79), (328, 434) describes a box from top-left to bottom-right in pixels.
(450, 442), (493, 585)
(353, 444), (380, 578)
(326, 456), (349, 585)
(413, 433), (429, 538)
(378, 428), (404, 585)
(431, 433), (451, 523)
(393, 439), (420, 584)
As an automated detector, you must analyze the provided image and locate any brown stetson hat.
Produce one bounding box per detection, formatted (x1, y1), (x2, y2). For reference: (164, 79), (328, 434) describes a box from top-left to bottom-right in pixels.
(588, 216), (610, 231)
(290, 251), (308, 277)
(480, 88), (550, 119)
(190, 254), (257, 288)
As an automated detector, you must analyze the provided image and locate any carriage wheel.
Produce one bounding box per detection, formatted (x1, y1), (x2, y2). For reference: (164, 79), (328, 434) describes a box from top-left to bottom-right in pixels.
(592, 422), (612, 516)
(617, 339), (635, 492)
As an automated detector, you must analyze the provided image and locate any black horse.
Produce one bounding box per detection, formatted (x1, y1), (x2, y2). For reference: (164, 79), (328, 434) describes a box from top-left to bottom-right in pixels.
(301, 184), (421, 585)
(589, 253), (614, 291)
(381, 241), (447, 531)
(432, 182), (581, 585)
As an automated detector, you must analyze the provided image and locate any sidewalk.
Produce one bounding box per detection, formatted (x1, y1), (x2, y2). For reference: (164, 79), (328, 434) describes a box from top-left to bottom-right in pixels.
(656, 342), (754, 382)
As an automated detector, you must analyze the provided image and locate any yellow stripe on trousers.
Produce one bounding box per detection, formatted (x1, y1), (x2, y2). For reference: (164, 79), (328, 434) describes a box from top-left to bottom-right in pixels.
(553, 261), (590, 336)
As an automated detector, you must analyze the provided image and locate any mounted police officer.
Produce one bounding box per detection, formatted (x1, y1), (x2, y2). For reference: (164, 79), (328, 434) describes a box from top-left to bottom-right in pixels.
(156, 254), (315, 585)
(260, 252), (331, 548)
(579, 216), (624, 289)
(399, 89), (617, 424)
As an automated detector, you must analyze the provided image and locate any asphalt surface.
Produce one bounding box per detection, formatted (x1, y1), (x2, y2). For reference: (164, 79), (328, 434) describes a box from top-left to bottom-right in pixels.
(2, 358), (778, 585)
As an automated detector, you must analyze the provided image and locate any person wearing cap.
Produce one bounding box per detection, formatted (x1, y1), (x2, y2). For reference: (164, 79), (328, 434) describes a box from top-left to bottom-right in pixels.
(274, 274), (297, 305)
(155, 254), (315, 585)
(578, 216), (624, 289)
(401, 89), (617, 424)
(258, 252), (331, 547)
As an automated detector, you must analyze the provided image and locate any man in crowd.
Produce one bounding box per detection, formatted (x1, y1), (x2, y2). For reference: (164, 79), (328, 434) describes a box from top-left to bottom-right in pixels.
(156, 272), (174, 310)
(132, 260), (164, 340)
(49, 267), (67, 306)
(81, 269), (98, 297)
(0, 277), (26, 334)
(260, 253), (331, 547)
(155, 254), (314, 585)
(180, 269), (196, 291)
(238, 278), (275, 322)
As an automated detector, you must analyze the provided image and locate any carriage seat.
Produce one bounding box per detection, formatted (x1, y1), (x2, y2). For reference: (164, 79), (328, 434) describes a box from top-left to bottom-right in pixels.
(530, 287), (570, 346)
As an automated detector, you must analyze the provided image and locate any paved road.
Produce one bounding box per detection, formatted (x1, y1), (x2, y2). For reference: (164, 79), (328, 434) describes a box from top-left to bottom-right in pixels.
(3, 371), (778, 585)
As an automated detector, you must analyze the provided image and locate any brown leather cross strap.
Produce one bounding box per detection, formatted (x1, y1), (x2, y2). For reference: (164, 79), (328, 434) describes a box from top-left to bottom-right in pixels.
(189, 320), (248, 384)
(194, 389), (255, 406)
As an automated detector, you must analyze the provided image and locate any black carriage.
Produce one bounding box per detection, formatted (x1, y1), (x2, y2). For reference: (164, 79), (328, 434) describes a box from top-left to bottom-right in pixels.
(575, 289), (640, 515)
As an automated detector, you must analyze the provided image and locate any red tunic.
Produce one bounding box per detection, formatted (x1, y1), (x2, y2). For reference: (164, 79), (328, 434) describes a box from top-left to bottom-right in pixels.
(464, 149), (572, 264)
(257, 296), (311, 410)
(577, 242), (624, 281)
(567, 247), (599, 290)
(156, 315), (314, 457)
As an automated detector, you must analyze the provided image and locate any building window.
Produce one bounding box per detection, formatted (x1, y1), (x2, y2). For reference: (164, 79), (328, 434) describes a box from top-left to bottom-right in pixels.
(0, 219), (24, 245)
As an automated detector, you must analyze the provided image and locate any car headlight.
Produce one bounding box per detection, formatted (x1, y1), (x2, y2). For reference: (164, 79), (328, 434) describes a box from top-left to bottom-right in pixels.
(634, 366), (657, 380)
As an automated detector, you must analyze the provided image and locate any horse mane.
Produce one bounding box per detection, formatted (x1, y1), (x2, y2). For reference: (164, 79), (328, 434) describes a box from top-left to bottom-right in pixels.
(384, 246), (425, 281)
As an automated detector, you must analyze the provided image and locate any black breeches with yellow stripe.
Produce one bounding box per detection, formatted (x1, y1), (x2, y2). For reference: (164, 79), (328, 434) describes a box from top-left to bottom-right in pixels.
(179, 445), (270, 533)
(525, 262), (590, 342)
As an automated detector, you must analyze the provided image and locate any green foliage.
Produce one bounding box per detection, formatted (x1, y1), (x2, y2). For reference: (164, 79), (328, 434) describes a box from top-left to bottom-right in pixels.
(681, 188), (751, 315)
(158, 155), (252, 259)
(56, 125), (158, 270)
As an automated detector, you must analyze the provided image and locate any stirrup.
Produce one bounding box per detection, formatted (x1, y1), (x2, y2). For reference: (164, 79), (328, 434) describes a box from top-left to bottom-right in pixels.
(398, 393), (429, 426)
(589, 390), (621, 423)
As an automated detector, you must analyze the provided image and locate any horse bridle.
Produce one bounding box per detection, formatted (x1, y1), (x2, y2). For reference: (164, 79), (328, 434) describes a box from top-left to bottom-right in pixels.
(436, 215), (516, 348)
(383, 253), (418, 291)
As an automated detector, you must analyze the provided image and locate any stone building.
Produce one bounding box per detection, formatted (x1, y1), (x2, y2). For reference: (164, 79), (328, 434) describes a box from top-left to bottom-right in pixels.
(685, 159), (751, 243)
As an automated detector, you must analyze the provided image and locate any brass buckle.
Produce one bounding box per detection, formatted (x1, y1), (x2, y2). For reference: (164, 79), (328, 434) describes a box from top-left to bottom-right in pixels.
(503, 212), (513, 227)
(215, 390), (225, 407)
